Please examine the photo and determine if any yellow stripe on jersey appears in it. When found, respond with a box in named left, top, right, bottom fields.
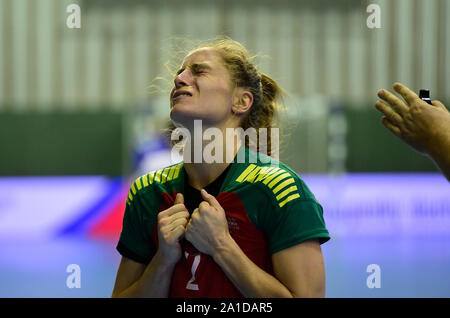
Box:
left=127, top=164, right=183, bottom=206
left=136, top=177, right=142, bottom=191
left=149, top=164, right=183, bottom=185
left=154, top=169, right=161, bottom=183
left=127, top=184, right=136, bottom=206
left=276, top=185, right=297, bottom=201
left=142, top=174, right=149, bottom=187
left=173, top=163, right=182, bottom=179
left=262, top=169, right=284, bottom=185
left=165, top=167, right=171, bottom=182
left=234, top=164, right=301, bottom=208
left=267, top=172, right=291, bottom=189
left=148, top=171, right=154, bottom=184
left=167, top=165, right=176, bottom=181
left=260, top=167, right=282, bottom=182
left=273, top=177, right=295, bottom=195
left=255, top=167, right=276, bottom=182
left=236, top=164, right=257, bottom=182
left=161, top=167, right=170, bottom=183
left=244, top=166, right=261, bottom=183
left=279, top=193, right=300, bottom=207
left=253, top=167, right=269, bottom=182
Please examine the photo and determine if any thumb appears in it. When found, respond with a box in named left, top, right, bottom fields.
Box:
left=174, top=192, right=184, bottom=204
left=200, top=189, right=221, bottom=210
left=431, top=100, right=448, bottom=112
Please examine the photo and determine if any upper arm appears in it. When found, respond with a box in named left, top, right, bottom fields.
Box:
left=111, top=256, right=147, bottom=297
left=271, top=238, right=326, bottom=298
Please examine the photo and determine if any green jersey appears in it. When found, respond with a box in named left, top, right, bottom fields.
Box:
left=117, top=146, right=330, bottom=297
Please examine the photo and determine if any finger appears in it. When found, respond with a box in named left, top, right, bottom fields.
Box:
left=392, top=82, right=419, bottom=105
left=186, top=208, right=196, bottom=223
left=174, top=192, right=184, bottom=204
left=381, top=116, right=402, bottom=138
left=158, top=203, right=187, bottom=219
left=374, top=100, right=403, bottom=125
left=167, top=212, right=190, bottom=227
left=185, top=217, right=195, bottom=234
left=190, top=208, right=199, bottom=222
left=187, top=217, right=193, bottom=229
left=184, top=226, right=192, bottom=242
left=167, top=217, right=189, bottom=231
left=169, top=225, right=186, bottom=243
left=377, top=88, right=409, bottom=115
left=198, top=201, right=210, bottom=213
left=431, top=100, right=448, bottom=112
left=159, top=210, right=189, bottom=229
left=200, top=188, right=222, bottom=210
left=169, top=210, right=190, bottom=222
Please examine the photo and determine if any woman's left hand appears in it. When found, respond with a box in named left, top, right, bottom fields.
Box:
left=185, top=189, right=232, bottom=256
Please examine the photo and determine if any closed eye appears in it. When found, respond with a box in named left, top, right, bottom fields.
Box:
left=175, top=63, right=211, bottom=77
left=192, top=66, right=207, bottom=75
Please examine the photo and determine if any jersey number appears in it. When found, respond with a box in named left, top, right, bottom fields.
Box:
left=184, top=252, right=201, bottom=291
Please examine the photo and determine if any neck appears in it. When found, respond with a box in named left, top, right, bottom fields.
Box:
left=182, top=125, right=243, bottom=190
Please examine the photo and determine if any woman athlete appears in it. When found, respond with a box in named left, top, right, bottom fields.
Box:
left=112, top=38, right=330, bottom=298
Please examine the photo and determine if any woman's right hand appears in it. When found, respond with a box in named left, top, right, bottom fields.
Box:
left=156, top=193, right=190, bottom=266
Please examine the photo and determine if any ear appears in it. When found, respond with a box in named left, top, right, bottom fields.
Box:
left=232, top=88, right=253, bottom=115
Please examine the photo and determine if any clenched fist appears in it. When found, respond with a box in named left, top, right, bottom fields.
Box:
left=157, top=193, right=190, bottom=265
left=185, top=189, right=232, bottom=257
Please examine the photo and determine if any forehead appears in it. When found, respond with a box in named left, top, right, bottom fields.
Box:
left=181, top=47, right=224, bottom=68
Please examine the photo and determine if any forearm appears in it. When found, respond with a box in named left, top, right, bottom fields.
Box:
left=113, top=251, right=176, bottom=298
left=429, top=136, right=450, bottom=181
left=212, top=236, right=293, bottom=298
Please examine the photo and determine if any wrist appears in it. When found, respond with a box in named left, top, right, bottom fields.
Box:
left=124, top=250, right=178, bottom=297
left=154, top=250, right=179, bottom=271
left=424, top=111, right=450, bottom=159
left=425, top=132, right=448, bottom=161
left=212, top=233, right=237, bottom=264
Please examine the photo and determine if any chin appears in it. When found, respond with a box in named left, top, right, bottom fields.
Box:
left=170, top=103, right=219, bottom=128
left=170, top=106, right=197, bottom=128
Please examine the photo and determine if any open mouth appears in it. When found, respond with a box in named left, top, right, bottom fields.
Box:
left=172, top=90, right=193, bottom=100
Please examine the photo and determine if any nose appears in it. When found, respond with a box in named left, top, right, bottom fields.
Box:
left=174, top=69, right=193, bottom=89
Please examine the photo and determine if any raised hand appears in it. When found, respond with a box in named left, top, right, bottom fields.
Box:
left=375, top=82, right=450, bottom=156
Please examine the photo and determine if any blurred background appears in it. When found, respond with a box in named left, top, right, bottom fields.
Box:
left=0, top=0, right=449, bottom=297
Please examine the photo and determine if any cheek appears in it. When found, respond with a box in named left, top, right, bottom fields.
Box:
left=201, top=81, right=233, bottom=107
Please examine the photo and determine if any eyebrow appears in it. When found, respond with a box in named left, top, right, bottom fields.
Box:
left=176, top=63, right=212, bottom=75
